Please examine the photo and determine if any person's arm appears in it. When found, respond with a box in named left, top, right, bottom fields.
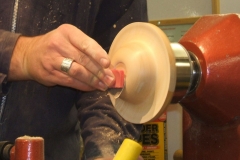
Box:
left=77, top=91, right=143, bottom=159
left=0, top=30, right=20, bottom=95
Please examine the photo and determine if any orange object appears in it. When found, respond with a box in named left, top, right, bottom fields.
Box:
left=12, top=136, right=44, bottom=160
left=110, top=69, right=125, bottom=88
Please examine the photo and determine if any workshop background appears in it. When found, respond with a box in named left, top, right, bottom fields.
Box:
left=145, top=0, right=240, bottom=160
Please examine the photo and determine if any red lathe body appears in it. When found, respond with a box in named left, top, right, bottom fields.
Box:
left=179, top=14, right=240, bottom=159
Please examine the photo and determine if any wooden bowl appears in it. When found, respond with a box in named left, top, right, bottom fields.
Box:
left=108, top=22, right=176, bottom=124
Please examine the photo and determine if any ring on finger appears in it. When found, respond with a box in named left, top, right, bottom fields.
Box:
left=61, top=58, right=74, bottom=73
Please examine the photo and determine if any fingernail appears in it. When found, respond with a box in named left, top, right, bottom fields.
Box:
left=104, top=75, right=115, bottom=86
left=98, top=81, right=108, bottom=91
left=100, top=58, right=110, bottom=67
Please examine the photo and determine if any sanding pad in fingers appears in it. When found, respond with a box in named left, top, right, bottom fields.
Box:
left=110, top=69, right=125, bottom=88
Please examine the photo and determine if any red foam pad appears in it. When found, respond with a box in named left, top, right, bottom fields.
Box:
left=110, top=69, right=125, bottom=88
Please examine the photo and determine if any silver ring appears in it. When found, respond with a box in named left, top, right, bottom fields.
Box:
left=61, top=58, right=74, bottom=73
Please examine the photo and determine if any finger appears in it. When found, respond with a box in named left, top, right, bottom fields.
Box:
left=45, top=31, right=80, bottom=62
left=54, top=73, right=97, bottom=91
left=60, top=24, right=111, bottom=68
left=50, top=57, right=109, bottom=91
left=34, top=66, right=96, bottom=91
left=51, top=42, right=115, bottom=89
left=75, top=53, right=115, bottom=87
left=77, top=37, right=110, bottom=68
left=49, top=71, right=96, bottom=91
left=68, top=62, right=110, bottom=91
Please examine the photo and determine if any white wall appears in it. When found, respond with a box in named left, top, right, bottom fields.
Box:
left=147, top=0, right=240, bottom=21
left=147, top=0, right=212, bottom=21
left=220, top=0, right=240, bottom=14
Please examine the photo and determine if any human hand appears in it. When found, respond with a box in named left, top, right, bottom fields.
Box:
left=9, top=24, right=115, bottom=91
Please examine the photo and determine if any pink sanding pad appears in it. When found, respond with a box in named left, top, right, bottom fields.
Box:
left=110, top=69, right=125, bottom=88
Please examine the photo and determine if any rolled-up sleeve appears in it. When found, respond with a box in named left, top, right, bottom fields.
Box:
left=77, top=91, right=142, bottom=159
left=0, top=30, right=20, bottom=95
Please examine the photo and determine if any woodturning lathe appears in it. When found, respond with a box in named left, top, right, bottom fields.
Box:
left=108, top=13, right=240, bottom=160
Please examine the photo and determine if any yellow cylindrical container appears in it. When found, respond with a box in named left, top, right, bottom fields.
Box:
left=113, top=138, right=142, bottom=160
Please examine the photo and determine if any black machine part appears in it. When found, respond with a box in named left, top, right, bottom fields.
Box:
left=0, top=141, right=13, bottom=160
